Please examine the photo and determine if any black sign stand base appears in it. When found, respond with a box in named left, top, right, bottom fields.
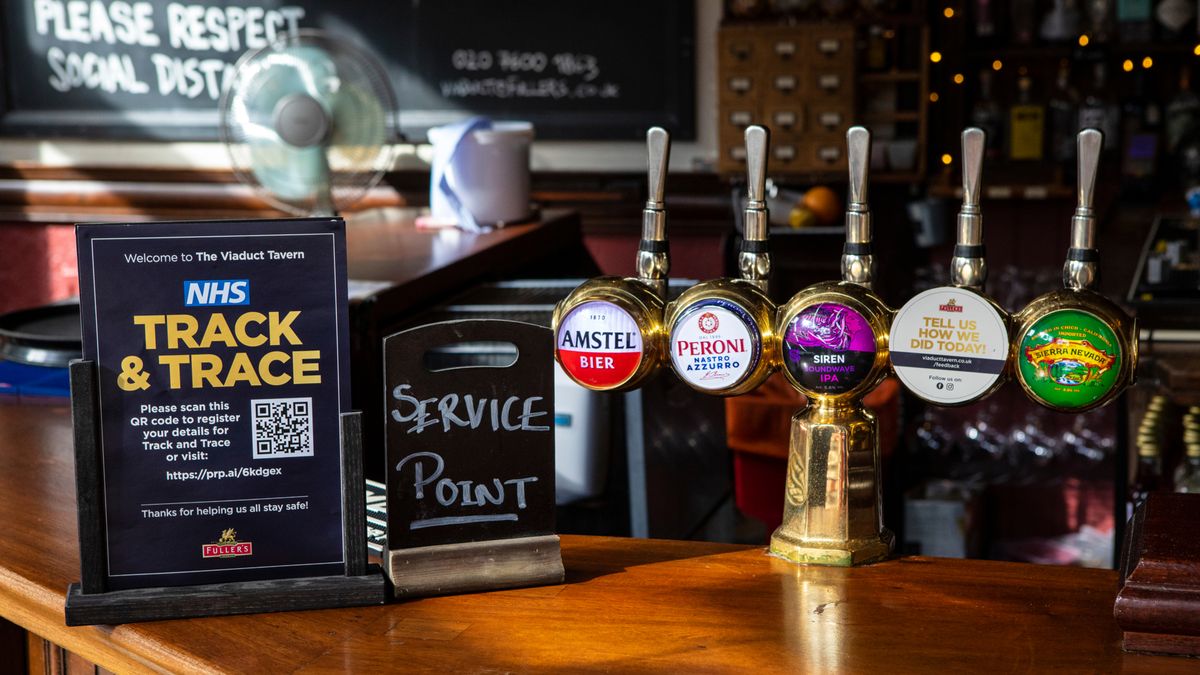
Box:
left=64, top=361, right=386, bottom=626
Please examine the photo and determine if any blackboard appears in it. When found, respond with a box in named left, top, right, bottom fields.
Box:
left=383, top=319, right=555, bottom=551
left=0, top=1, right=694, bottom=141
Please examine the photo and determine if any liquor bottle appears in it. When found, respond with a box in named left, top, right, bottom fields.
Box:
left=1166, top=67, right=1200, bottom=155
left=974, top=0, right=998, bottom=39
left=864, top=25, right=890, bottom=72
left=1155, top=0, right=1196, bottom=41
left=1131, top=441, right=1163, bottom=507
left=972, top=71, right=1006, bottom=161
left=1121, top=73, right=1162, bottom=196
left=1177, top=408, right=1200, bottom=492
left=1176, top=444, right=1200, bottom=492
left=1012, top=0, right=1039, bottom=43
left=1086, top=0, right=1116, bottom=42
left=1048, top=60, right=1080, bottom=171
left=1042, top=0, right=1082, bottom=42
left=1078, top=62, right=1120, bottom=152
left=1117, top=0, right=1153, bottom=41
left=1010, top=76, right=1046, bottom=161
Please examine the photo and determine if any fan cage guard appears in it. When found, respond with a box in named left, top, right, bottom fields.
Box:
left=220, top=29, right=400, bottom=215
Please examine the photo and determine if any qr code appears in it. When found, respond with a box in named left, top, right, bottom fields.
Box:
left=251, top=397, right=314, bottom=459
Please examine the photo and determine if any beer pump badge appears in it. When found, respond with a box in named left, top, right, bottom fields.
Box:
left=1017, top=309, right=1121, bottom=409
left=783, top=303, right=876, bottom=395
left=670, top=300, right=759, bottom=390
left=890, top=289, right=1008, bottom=404
left=556, top=300, right=643, bottom=388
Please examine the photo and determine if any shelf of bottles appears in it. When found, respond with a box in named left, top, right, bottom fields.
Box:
left=928, top=0, right=1200, bottom=200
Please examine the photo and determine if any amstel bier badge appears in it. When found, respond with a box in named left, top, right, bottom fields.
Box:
left=556, top=300, right=644, bottom=389
left=202, top=528, right=253, bottom=559
left=669, top=300, right=760, bottom=391
left=1017, top=309, right=1121, bottom=410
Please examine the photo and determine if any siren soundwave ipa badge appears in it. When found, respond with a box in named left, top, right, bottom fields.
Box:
left=784, top=303, right=876, bottom=395
left=889, top=289, right=1008, bottom=404
left=557, top=300, right=644, bottom=388
left=1018, top=309, right=1121, bottom=409
left=670, top=300, right=760, bottom=390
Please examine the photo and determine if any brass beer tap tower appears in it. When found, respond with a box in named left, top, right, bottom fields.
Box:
left=1012, top=128, right=1137, bottom=411
left=889, top=128, right=1011, bottom=406
left=663, top=125, right=778, bottom=396
left=769, top=127, right=894, bottom=566
left=553, top=127, right=672, bottom=392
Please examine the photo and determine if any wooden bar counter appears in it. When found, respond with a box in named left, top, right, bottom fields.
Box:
left=0, top=402, right=1192, bottom=673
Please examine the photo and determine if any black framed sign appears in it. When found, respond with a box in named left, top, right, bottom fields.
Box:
left=66, top=217, right=382, bottom=625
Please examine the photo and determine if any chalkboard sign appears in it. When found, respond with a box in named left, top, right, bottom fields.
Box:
left=0, top=1, right=694, bottom=141
left=383, top=319, right=562, bottom=597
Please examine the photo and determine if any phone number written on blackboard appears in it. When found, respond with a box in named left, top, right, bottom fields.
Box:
left=446, top=49, right=619, bottom=100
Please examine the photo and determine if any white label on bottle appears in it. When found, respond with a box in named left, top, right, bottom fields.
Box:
left=888, top=287, right=1008, bottom=404
left=669, top=301, right=760, bottom=391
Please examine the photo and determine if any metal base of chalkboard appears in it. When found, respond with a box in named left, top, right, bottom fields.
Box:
left=64, top=360, right=386, bottom=626
left=387, top=535, right=564, bottom=599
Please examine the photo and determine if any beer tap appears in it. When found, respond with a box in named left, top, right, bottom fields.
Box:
left=769, top=126, right=894, bottom=566
left=552, top=127, right=672, bottom=391
left=1013, top=129, right=1137, bottom=412
left=663, top=125, right=777, bottom=396
left=889, top=128, right=1010, bottom=405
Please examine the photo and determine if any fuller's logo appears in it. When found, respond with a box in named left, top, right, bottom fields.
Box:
left=1024, top=337, right=1116, bottom=387
left=939, top=299, right=963, bottom=313
left=202, top=528, right=253, bottom=558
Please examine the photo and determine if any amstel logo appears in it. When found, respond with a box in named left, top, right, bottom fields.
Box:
left=939, top=299, right=963, bottom=313
left=698, top=312, right=720, bottom=334
left=1024, top=337, right=1116, bottom=387
left=202, top=528, right=253, bottom=559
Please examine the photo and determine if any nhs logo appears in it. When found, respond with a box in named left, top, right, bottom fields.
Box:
left=184, top=280, right=250, bottom=306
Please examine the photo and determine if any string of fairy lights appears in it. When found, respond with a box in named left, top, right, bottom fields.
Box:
left=926, top=4, right=1194, bottom=167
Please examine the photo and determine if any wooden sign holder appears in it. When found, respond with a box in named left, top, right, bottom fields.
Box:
left=384, top=320, right=564, bottom=599
left=64, top=360, right=386, bottom=626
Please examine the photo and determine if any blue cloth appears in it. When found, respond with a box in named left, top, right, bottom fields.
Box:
left=429, top=116, right=492, bottom=232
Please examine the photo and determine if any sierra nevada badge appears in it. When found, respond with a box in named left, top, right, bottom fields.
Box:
left=1017, top=309, right=1121, bottom=410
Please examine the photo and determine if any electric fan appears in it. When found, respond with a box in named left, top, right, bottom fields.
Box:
left=220, top=30, right=398, bottom=216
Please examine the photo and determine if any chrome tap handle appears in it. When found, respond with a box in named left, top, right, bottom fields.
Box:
left=739, top=125, right=770, bottom=291
left=952, top=127, right=987, bottom=289
left=637, top=126, right=671, bottom=300
left=1064, top=128, right=1103, bottom=291
left=842, top=126, right=874, bottom=286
